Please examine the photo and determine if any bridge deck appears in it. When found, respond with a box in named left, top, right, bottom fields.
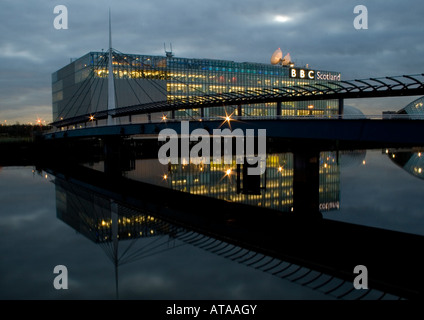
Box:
left=43, top=118, right=424, bottom=146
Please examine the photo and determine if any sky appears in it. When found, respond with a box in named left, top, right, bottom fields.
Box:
left=1, top=0, right=423, bottom=124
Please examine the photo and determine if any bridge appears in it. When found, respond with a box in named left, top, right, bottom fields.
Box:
left=44, top=70, right=424, bottom=148
left=44, top=43, right=424, bottom=147
left=43, top=116, right=424, bottom=148
left=49, top=72, right=424, bottom=130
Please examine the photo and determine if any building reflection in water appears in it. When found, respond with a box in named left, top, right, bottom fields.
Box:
left=44, top=144, right=424, bottom=300
left=52, top=165, right=387, bottom=301
left=94, top=150, right=342, bottom=215
left=387, top=149, right=424, bottom=180
left=55, top=176, right=179, bottom=300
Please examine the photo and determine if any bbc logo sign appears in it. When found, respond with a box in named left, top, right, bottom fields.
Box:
left=289, top=68, right=315, bottom=80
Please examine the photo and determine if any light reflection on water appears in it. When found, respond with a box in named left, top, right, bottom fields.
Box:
left=0, top=147, right=424, bottom=300
left=87, top=150, right=341, bottom=215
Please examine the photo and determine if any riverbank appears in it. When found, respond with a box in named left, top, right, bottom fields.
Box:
left=0, top=125, right=49, bottom=166
left=0, top=139, right=38, bottom=166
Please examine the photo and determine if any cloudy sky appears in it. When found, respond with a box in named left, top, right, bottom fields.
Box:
left=1, top=0, right=423, bottom=124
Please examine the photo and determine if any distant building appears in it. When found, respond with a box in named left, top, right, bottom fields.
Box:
left=51, top=51, right=342, bottom=127
left=396, top=96, right=424, bottom=119
left=343, top=105, right=366, bottom=119
left=382, top=111, right=401, bottom=119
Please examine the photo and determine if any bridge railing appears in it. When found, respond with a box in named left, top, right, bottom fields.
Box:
left=43, top=113, right=424, bottom=135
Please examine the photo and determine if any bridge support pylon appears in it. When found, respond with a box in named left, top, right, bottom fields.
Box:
left=292, top=150, right=322, bottom=219
left=338, top=98, right=344, bottom=117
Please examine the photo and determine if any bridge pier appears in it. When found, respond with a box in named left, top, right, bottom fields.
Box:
left=237, top=104, right=242, bottom=117
left=276, top=101, right=281, bottom=116
left=103, top=137, right=135, bottom=176
left=236, top=162, right=262, bottom=195
left=338, top=98, right=344, bottom=117
left=292, top=150, right=322, bottom=218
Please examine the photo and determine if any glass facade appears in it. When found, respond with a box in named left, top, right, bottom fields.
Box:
left=398, top=96, right=424, bottom=119
left=52, top=51, right=342, bottom=124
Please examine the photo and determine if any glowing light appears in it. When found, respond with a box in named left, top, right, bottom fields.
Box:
left=161, top=114, right=167, bottom=121
left=89, top=115, right=95, bottom=121
left=385, top=149, right=389, bottom=154
left=274, top=15, right=291, bottom=23
left=419, top=152, right=422, bottom=157
left=163, top=174, right=168, bottom=180
left=219, top=110, right=235, bottom=129
left=362, top=160, right=366, bottom=165
left=220, top=168, right=234, bottom=183
left=419, top=168, right=422, bottom=174
left=308, top=105, right=314, bottom=109
left=392, top=154, right=396, bottom=158
left=278, top=166, right=283, bottom=172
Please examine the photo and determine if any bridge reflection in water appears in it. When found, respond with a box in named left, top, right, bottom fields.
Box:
left=43, top=143, right=424, bottom=300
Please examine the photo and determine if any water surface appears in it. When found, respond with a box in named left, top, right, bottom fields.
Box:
left=1, top=147, right=423, bottom=300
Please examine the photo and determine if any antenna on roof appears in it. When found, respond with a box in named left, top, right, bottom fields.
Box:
left=164, top=43, right=174, bottom=58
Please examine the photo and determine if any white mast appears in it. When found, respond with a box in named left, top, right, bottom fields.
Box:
left=107, top=8, right=116, bottom=126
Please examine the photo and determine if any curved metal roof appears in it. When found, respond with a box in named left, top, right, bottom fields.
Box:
left=51, top=74, right=424, bottom=127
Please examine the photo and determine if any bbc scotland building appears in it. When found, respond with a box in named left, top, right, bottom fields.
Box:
left=51, top=50, right=342, bottom=127
left=51, top=50, right=341, bottom=213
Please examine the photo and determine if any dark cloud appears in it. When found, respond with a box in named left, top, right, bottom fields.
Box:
left=1, top=0, right=423, bottom=123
